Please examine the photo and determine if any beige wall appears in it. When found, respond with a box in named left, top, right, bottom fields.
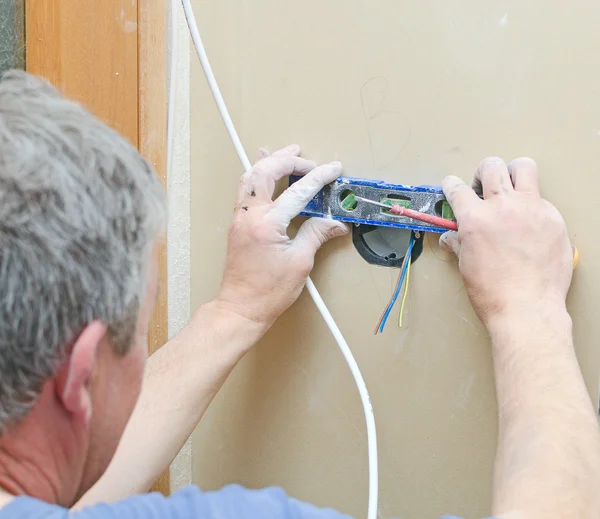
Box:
left=190, top=1, right=600, bottom=517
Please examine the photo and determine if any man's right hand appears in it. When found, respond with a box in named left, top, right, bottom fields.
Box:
left=441, top=161, right=600, bottom=519
left=439, top=157, right=573, bottom=327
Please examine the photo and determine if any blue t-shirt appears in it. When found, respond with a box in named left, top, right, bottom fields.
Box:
left=0, top=484, right=485, bottom=519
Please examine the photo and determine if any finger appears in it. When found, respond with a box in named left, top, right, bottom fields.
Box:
left=237, top=155, right=318, bottom=203
left=255, top=144, right=301, bottom=164
left=270, top=162, right=343, bottom=225
left=439, top=231, right=460, bottom=257
left=473, top=157, right=513, bottom=199
left=442, top=175, right=481, bottom=220
left=253, top=143, right=303, bottom=168
left=506, top=157, right=540, bottom=196
left=255, top=147, right=270, bottom=163
left=270, top=144, right=302, bottom=157
left=293, top=218, right=349, bottom=255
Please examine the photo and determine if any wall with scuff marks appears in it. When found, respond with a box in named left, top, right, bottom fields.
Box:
left=187, top=1, right=600, bottom=518
left=167, top=1, right=193, bottom=493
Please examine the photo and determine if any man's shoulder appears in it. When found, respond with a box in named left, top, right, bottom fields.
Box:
left=0, top=488, right=203, bottom=519
left=0, top=487, right=496, bottom=519
left=0, top=486, right=353, bottom=519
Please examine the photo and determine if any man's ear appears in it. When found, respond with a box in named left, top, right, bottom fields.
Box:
left=56, top=321, right=107, bottom=423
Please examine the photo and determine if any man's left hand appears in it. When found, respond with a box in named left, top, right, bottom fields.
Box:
left=216, top=144, right=348, bottom=327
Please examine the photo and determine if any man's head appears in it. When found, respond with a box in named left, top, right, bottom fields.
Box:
left=0, top=71, right=165, bottom=503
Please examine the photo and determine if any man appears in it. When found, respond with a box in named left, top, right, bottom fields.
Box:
left=0, top=70, right=597, bottom=519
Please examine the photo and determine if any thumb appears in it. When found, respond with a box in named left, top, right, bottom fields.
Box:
left=294, top=218, right=349, bottom=253
left=439, top=231, right=460, bottom=257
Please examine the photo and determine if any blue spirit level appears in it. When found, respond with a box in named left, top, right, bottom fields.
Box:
left=290, top=175, right=454, bottom=234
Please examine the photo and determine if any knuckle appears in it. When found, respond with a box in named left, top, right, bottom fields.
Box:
left=233, top=199, right=250, bottom=212
left=228, top=218, right=246, bottom=240
left=324, top=225, right=341, bottom=241
left=292, top=255, right=313, bottom=277
left=324, top=227, right=338, bottom=241
left=285, top=183, right=311, bottom=205
left=251, top=161, right=268, bottom=177
left=304, top=174, right=324, bottom=191
left=448, top=183, right=468, bottom=200
left=312, top=225, right=330, bottom=244
left=248, top=221, right=269, bottom=241
left=253, top=156, right=292, bottom=178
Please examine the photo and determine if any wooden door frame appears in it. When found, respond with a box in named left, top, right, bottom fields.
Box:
left=25, top=0, right=169, bottom=496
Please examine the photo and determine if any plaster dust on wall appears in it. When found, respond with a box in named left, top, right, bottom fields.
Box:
left=184, top=1, right=600, bottom=518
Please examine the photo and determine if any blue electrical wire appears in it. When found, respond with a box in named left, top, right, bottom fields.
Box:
left=378, top=234, right=415, bottom=333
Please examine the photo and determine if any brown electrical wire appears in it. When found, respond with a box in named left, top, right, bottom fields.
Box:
left=373, top=251, right=410, bottom=335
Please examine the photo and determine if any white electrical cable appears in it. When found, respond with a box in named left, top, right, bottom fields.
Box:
left=180, top=1, right=251, bottom=172
left=177, top=2, right=378, bottom=518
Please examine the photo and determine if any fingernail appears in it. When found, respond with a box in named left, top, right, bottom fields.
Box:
left=285, top=144, right=300, bottom=152
left=439, top=234, right=450, bottom=252
left=335, top=222, right=350, bottom=235
left=329, top=161, right=343, bottom=169
left=482, top=157, right=504, bottom=166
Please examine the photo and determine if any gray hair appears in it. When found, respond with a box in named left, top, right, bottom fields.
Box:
left=0, top=71, right=165, bottom=427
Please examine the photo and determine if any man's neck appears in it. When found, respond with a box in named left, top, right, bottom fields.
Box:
left=0, top=381, right=87, bottom=507
left=0, top=442, right=62, bottom=504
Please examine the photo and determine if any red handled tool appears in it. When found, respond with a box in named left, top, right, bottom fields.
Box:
left=354, top=196, right=458, bottom=231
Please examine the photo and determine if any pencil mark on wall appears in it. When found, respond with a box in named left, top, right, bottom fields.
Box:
left=453, top=284, right=466, bottom=298
left=290, top=360, right=311, bottom=382
left=455, top=373, right=475, bottom=409
left=368, top=268, right=385, bottom=305
left=426, top=232, right=455, bottom=263
left=459, top=314, right=476, bottom=331
left=361, top=77, right=411, bottom=170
